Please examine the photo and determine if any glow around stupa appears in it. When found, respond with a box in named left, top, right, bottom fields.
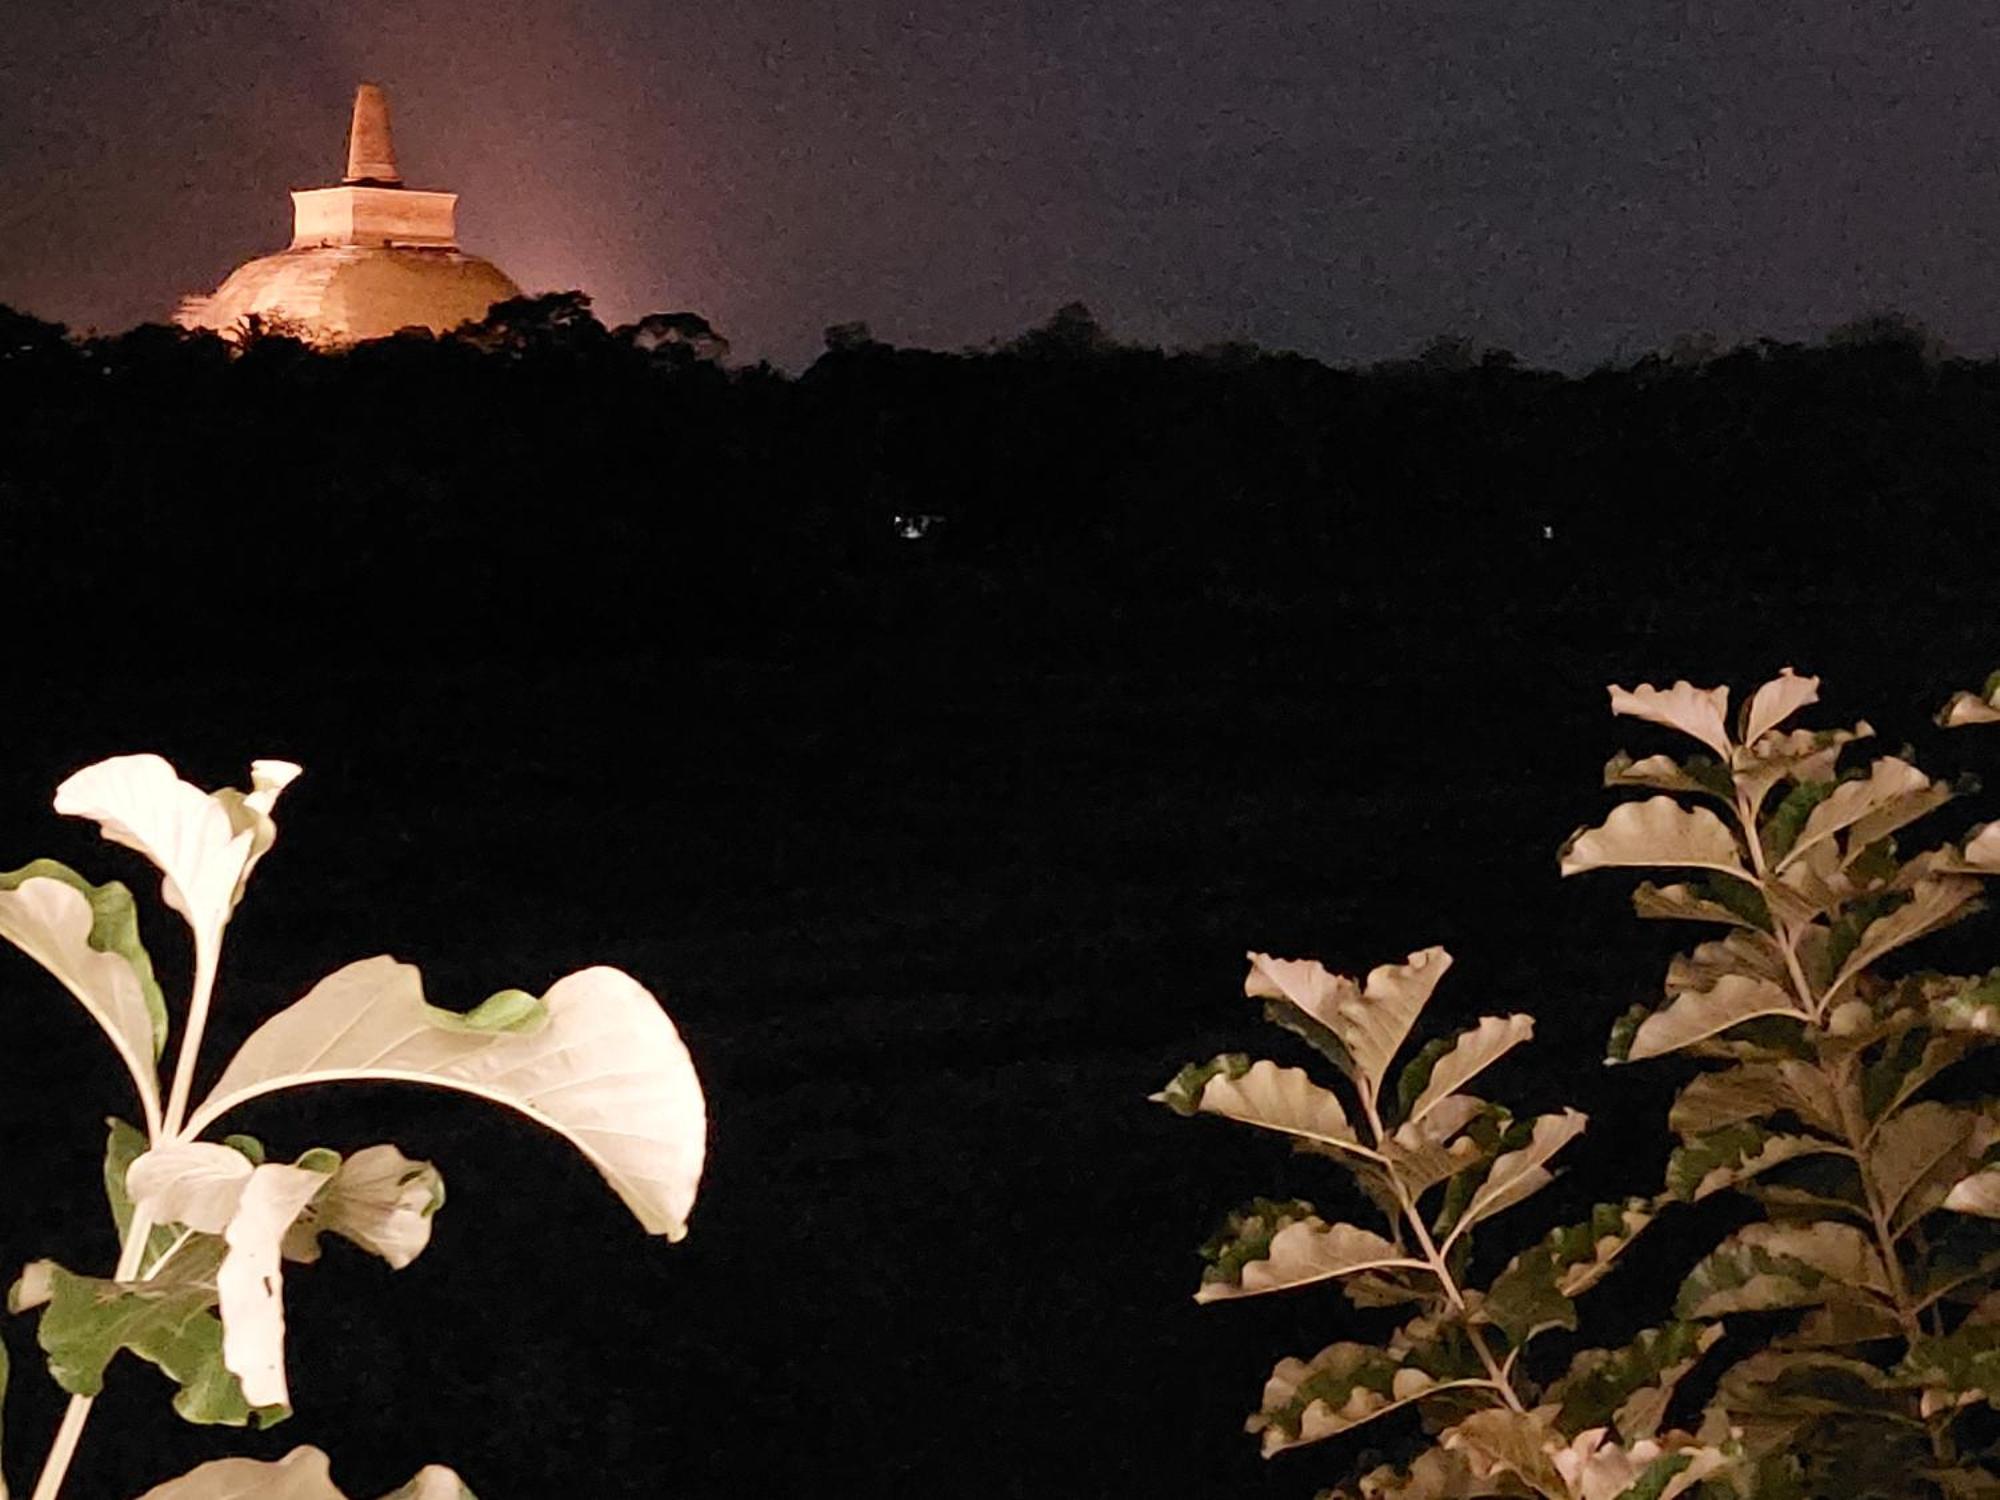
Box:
left=175, top=84, right=522, bottom=345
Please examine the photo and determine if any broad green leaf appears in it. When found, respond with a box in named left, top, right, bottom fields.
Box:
left=1664, top=1126, right=1844, bottom=1202
left=1560, top=798, right=1747, bottom=879
left=1249, top=1340, right=1490, bottom=1456
left=1608, top=680, right=1733, bottom=758
left=1668, top=1063, right=1838, bottom=1138
left=1155, top=1054, right=1363, bottom=1153
left=1778, top=758, right=1937, bottom=871
left=133, top=1447, right=478, bottom=1500
left=126, top=1145, right=335, bottom=1407
left=1826, top=877, right=1985, bottom=1001
left=0, top=866, right=166, bottom=1133
left=1741, top=668, right=1820, bottom=747
left=1627, top=977, right=1802, bottom=1063
left=1630, top=881, right=1766, bottom=932
left=1442, top=1109, right=1587, bottom=1251
left=53, top=755, right=300, bottom=963
left=186, top=957, right=706, bottom=1240
left=1195, top=1216, right=1425, bottom=1302
left=1676, top=1223, right=1889, bottom=1318
left=1407, top=1015, right=1535, bottom=1130
left=1550, top=1322, right=1721, bottom=1439
left=1761, top=779, right=1836, bottom=867
left=1483, top=1199, right=1656, bottom=1345
left=10, top=1256, right=285, bottom=1426
left=283, top=1144, right=444, bottom=1269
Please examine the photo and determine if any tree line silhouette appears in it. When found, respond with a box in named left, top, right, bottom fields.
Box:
left=0, top=294, right=1990, bottom=674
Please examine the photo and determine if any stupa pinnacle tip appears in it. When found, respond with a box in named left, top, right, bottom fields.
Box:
left=343, top=82, right=402, bottom=186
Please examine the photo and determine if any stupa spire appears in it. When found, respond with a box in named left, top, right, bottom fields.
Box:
left=343, top=83, right=402, bottom=186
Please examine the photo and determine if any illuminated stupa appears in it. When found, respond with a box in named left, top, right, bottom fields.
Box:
left=175, top=83, right=522, bottom=344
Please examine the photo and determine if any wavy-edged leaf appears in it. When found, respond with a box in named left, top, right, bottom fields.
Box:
left=1250, top=1340, right=1491, bottom=1457
left=1608, top=680, right=1733, bottom=759
left=0, top=864, right=166, bottom=1133
left=1627, top=977, right=1803, bottom=1063
left=1676, top=1222, right=1889, bottom=1318
left=1826, top=877, right=1985, bottom=1001
left=1560, top=798, right=1747, bottom=879
left=283, top=1145, right=444, bottom=1269
left=1386, top=1096, right=1499, bottom=1196
left=1155, top=1054, right=1364, bottom=1154
left=1732, top=721, right=1875, bottom=811
left=1482, top=1199, right=1657, bottom=1347
left=1741, top=668, right=1820, bottom=747
left=1349, top=1447, right=1500, bottom=1499
left=1668, top=1063, right=1838, bottom=1138
left=1244, top=952, right=1360, bottom=1046
left=1406, top=1015, right=1535, bottom=1130
left=133, top=1447, right=478, bottom=1500
left=1550, top=1322, right=1722, bottom=1439
left=1440, top=1406, right=1568, bottom=1497
left=1778, top=757, right=1937, bottom=872
left=187, top=958, right=706, bottom=1240
left=9, top=1256, right=285, bottom=1427
left=1442, top=1109, right=1586, bottom=1251
left=1548, top=1430, right=1731, bottom=1500
left=52, top=755, right=300, bottom=961
left=1341, top=948, right=1454, bottom=1109
left=1197, top=1216, right=1425, bottom=1302
left=1665, top=1126, right=1845, bottom=1202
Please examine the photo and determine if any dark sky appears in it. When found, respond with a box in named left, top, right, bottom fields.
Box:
left=3, top=0, right=1998, bottom=370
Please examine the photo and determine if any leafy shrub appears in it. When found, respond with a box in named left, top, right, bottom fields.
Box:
left=0, top=755, right=708, bottom=1499
left=1561, top=669, right=2000, bottom=1498
left=1164, top=667, right=2000, bottom=1498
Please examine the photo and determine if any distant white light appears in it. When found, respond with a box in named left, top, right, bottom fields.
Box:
left=894, top=514, right=944, bottom=541
left=1542, top=525, right=1554, bottom=541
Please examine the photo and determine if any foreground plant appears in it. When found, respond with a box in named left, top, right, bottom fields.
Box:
left=0, top=755, right=708, bottom=1499
left=1560, top=667, right=2000, bottom=1498
left=1157, top=947, right=1736, bottom=1497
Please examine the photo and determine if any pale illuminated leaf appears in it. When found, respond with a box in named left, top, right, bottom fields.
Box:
left=1560, top=798, right=1747, bottom=878
left=283, top=1145, right=443, bottom=1270
left=1444, top=1109, right=1587, bottom=1249
left=53, top=755, right=300, bottom=961
left=133, top=1446, right=478, bottom=1500
left=217, top=1163, right=336, bottom=1408
left=1407, top=1015, right=1535, bottom=1129
left=189, top=958, right=706, bottom=1240
left=1249, top=1340, right=1490, bottom=1456
left=1628, top=976, right=1803, bottom=1061
left=1741, top=668, right=1820, bottom=746
left=1779, top=757, right=1938, bottom=871
left=1607, top=680, right=1733, bottom=758
left=1869, top=1101, right=1983, bottom=1231
left=1195, top=1218, right=1425, bottom=1302
left=1155, top=1055, right=1362, bottom=1152
left=0, top=864, right=165, bottom=1133
left=1630, top=881, right=1764, bottom=931
left=1827, top=877, right=1985, bottom=1001
left=1944, top=1169, right=2000, bottom=1218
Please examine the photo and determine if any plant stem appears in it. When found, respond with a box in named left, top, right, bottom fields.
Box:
left=161, top=939, right=221, bottom=1140
left=28, top=1207, right=156, bottom=1500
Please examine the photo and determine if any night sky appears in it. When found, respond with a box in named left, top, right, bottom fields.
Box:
left=4, top=3, right=2000, bottom=370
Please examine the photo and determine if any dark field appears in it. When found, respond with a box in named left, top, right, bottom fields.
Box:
left=0, top=315, right=1996, bottom=1496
